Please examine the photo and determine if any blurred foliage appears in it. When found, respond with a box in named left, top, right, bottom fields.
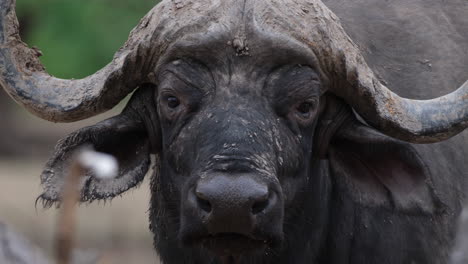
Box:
left=16, top=0, right=158, bottom=79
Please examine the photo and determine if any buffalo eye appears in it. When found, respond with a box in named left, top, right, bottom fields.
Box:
left=166, top=96, right=180, bottom=109
left=159, top=92, right=187, bottom=121
left=297, top=102, right=313, bottom=115
left=293, top=99, right=318, bottom=123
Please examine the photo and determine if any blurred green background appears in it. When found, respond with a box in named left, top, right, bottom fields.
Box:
left=16, top=0, right=157, bottom=78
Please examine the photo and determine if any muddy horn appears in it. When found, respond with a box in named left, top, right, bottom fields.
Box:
left=337, top=60, right=467, bottom=143
left=309, top=1, right=468, bottom=143
left=0, top=0, right=161, bottom=122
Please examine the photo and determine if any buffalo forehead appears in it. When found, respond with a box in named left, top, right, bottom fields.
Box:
left=155, top=35, right=321, bottom=103
left=155, top=0, right=324, bottom=74
left=156, top=31, right=319, bottom=73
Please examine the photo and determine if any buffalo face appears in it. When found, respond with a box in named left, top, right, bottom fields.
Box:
left=36, top=30, right=330, bottom=260
left=152, top=34, right=324, bottom=257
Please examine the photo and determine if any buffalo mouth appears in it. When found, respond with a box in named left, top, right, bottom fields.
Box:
left=199, top=233, right=268, bottom=256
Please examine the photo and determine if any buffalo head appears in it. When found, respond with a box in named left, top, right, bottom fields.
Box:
left=1, top=0, right=467, bottom=263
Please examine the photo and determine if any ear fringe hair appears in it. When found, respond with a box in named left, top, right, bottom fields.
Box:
left=35, top=194, right=60, bottom=209
left=35, top=177, right=148, bottom=210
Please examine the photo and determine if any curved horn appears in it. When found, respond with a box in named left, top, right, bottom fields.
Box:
left=0, top=0, right=156, bottom=122
left=297, top=0, right=468, bottom=143
left=335, top=57, right=467, bottom=143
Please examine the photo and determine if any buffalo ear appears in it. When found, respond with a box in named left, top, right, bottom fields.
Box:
left=327, top=112, right=443, bottom=214
left=39, top=86, right=159, bottom=205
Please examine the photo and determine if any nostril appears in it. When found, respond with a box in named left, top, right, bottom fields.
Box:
left=196, top=195, right=212, bottom=213
left=251, top=195, right=269, bottom=215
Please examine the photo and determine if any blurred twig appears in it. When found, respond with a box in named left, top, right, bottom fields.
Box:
left=55, top=161, right=83, bottom=264
left=54, top=149, right=118, bottom=264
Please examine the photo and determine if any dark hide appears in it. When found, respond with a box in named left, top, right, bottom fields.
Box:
left=325, top=116, right=453, bottom=264
left=320, top=2, right=468, bottom=262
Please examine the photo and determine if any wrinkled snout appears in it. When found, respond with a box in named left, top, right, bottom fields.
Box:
left=181, top=173, right=283, bottom=256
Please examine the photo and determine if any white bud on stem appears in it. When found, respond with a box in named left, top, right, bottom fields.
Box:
left=55, top=148, right=118, bottom=264
left=77, top=150, right=118, bottom=180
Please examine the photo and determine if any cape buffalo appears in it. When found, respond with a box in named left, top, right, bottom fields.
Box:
left=1, top=0, right=467, bottom=263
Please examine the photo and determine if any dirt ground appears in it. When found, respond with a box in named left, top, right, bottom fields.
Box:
left=0, top=159, right=160, bottom=264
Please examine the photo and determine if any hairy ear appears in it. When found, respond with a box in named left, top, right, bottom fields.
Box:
left=39, top=86, right=159, bottom=204
left=327, top=115, right=443, bottom=214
